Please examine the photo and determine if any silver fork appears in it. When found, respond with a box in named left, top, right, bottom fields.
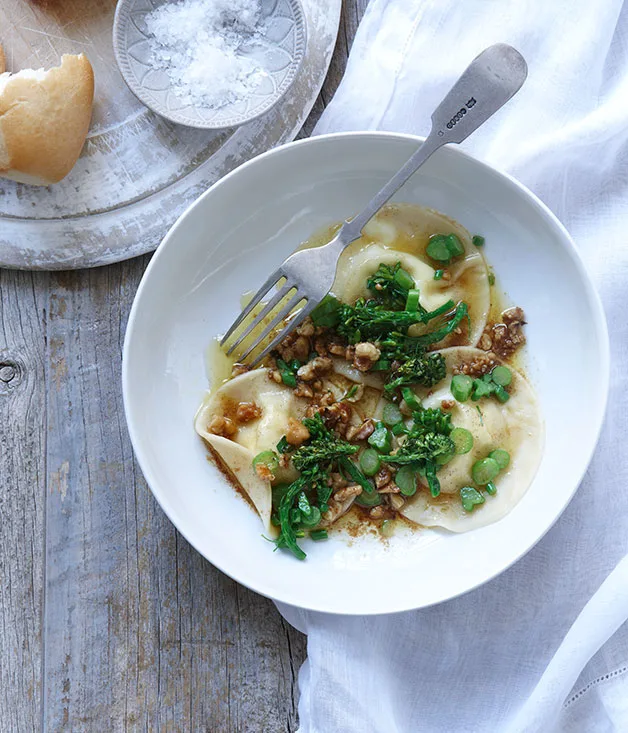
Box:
left=222, top=43, right=527, bottom=365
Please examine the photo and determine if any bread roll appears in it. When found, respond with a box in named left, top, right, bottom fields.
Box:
left=0, top=54, right=94, bottom=186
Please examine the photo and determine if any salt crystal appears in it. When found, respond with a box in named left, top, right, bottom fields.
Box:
left=145, top=0, right=270, bottom=110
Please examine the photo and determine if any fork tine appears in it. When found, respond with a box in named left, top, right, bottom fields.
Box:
left=238, top=291, right=305, bottom=363
left=225, top=280, right=293, bottom=356
left=249, top=300, right=317, bottom=367
left=220, top=271, right=285, bottom=346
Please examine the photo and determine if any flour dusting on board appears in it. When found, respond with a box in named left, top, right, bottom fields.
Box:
left=145, top=0, right=270, bottom=109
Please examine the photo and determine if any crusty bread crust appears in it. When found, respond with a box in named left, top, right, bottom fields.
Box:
left=0, top=54, right=94, bottom=185
left=0, top=45, right=5, bottom=74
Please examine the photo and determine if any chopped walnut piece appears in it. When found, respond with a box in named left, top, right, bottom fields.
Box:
left=318, top=391, right=336, bottom=407
left=236, top=401, right=262, bottom=423
left=255, top=463, right=274, bottom=482
left=479, top=307, right=527, bottom=359
left=334, top=484, right=362, bottom=503
left=268, top=369, right=283, bottom=384
left=294, top=382, right=314, bottom=399
left=479, top=332, right=493, bottom=351
left=346, top=419, right=375, bottom=442
left=275, top=332, right=298, bottom=362
left=441, top=269, right=451, bottom=281
left=314, top=336, right=329, bottom=356
left=327, top=342, right=346, bottom=356
left=321, top=485, right=361, bottom=525
left=327, top=472, right=348, bottom=491
left=208, top=415, right=237, bottom=438
left=492, top=306, right=526, bottom=358
left=503, top=306, right=526, bottom=326
left=375, top=466, right=392, bottom=489
left=369, top=506, right=387, bottom=519
left=453, top=353, right=496, bottom=378
left=285, top=417, right=310, bottom=446
left=275, top=326, right=314, bottom=363
left=378, top=483, right=400, bottom=494
left=297, top=356, right=333, bottom=381
left=353, top=342, right=381, bottom=372
left=296, top=318, right=315, bottom=337
left=231, top=363, right=250, bottom=377
left=440, top=399, right=455, bottom=411
left=319, top=401, right=352, bottom=435
left=292, top=336, right=311, bottom=362
left=389, top=494, right=405, bottom=511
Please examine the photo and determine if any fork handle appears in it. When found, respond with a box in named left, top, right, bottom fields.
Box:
left=338, top=43, right=528, bottom=244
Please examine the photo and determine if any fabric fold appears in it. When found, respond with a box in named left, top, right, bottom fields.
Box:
left=276, top=1, right=628, bottom=730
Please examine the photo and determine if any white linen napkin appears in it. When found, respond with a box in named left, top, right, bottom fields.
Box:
left=277, top=1, right=628, bottom=730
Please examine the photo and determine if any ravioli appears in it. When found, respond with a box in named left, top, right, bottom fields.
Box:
left=332, top=204, right=490, bottom=346
left=195, top=368, right=387, bottom=534
left=198, top=203, right=543, bottom=561
left=195, top=369, right=307, bottom=534
left=400, top=347, right=544, bottom=531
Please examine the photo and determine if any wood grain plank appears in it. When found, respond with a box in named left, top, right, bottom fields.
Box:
left=0, top=270, right=47, bottom=732
left=42, top=263, right=142, bottom=730
left=41, top=259, right=305, bottom=731
left=2, top=2, right=367, bottom=729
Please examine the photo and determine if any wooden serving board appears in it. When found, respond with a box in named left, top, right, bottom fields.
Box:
left=0, top=0, right=341, bottom=270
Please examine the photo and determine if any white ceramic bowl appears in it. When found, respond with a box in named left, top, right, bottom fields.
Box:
left=113, top=0, right=306, bottom=129
left=123, top=132, right=609, bottom=614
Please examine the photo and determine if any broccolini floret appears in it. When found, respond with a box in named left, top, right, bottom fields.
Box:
left=384, top=353, right=447, bottom=395
left=291, top=414, right=358, bottom=474
left=383, top=406, right=455, bottom=497
left=411, top=406, right=453, bottom=436
left=274, top=415, right=361, bottom=560
left=336, top=298, right=431, bottom=344
left=384, top=432, right=454, bottom=466
left=366, top=262, right=418, bottom=310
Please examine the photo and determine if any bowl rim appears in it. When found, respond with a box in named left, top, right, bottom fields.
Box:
left=122, top=130, right=610, bottom=614
left=112, top=0, right=308, bottom=130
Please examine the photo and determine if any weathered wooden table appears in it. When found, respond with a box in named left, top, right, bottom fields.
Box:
left=0, top=2, right=365, bottom=729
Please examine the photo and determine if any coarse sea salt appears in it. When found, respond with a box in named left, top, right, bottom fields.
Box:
left=145, top=0, right=269, bottom=110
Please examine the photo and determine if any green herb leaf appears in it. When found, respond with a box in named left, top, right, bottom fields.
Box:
left=276, top=436, right=293, bottom=454
left=460, top=486, right=485, bottom=512
left=273, top=415, right=359, bottom=559
left=366, top=262, right=416, bottom=309
left=276, top=358, right=298, bottom=388
left=384, top=352, right=446, bottom=395
left=311, top=294, right=342, bottom=328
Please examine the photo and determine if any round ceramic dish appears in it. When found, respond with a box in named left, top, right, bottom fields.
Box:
left=113, top=0, right=306, bottom=129
left=123, top=132, right=609, bottom=615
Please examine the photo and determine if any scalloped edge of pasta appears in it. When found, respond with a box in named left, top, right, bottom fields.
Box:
left=332, top=204, right=491, bottom=346
left=400, top=346, right=544, bottom=532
